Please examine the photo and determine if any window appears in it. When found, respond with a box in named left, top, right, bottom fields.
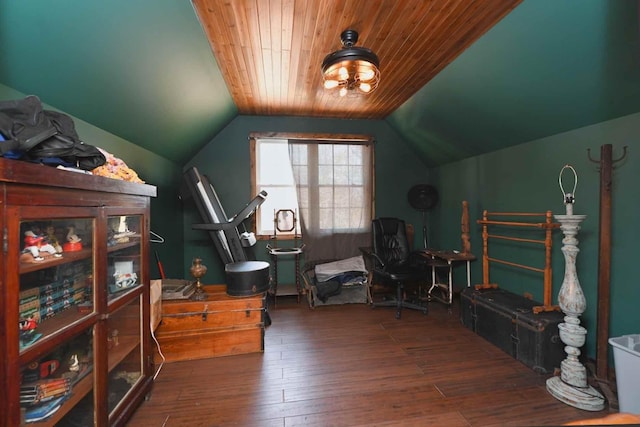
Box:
left=250, top=133, right=374, bottom=240
left=252, top=138, right=301, bottom=236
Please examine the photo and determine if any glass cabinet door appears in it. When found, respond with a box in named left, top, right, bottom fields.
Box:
left=106, top=214, right=145, bottom=420
left=17, top=217, right=97, bottom=425
left=19, top=326, right=96, bottom=426
left=107, top=295, right=143, bottom=417
left=19, top=217, right=95, bottom=354
left=107, top=215, right=142, bottom=302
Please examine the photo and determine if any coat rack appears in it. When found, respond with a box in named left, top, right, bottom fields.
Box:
left=587, top=144, right=627, bottom=404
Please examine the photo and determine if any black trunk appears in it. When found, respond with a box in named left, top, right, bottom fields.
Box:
left=461, top=287, right=565, bottom=374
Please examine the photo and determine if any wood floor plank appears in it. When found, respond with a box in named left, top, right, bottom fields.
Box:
left=128, top=296, right=612, bottom=426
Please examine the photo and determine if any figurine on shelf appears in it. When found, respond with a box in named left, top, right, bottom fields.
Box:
left=69, top=354, right=80, bottom=372
left=63, top=225, right=82, bottom=252
left=23, top=230, right=62, bottom=261
left=111, top=271, right=137, bottom=293
left=45, top=225, right=63, bottom=255
left=112, top=216, right=137, bottom=243
left=19, top=316, right=37, bottom=333
left=19, top=315, right=42, bottom=349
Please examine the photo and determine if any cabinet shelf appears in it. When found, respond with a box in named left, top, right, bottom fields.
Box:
left=20, top=248, right=92, bottom=275
left=107, top=240, right=141, bottom=253
left=108, top=336, right=141, bottom=373
left=21, top=328, right=141, bottom=426
left=26, top=367, right=94, bottom=427
left=18, top=235, right=139, bottom=275
left=108, top=282, right=142, bottom=297
left=19, top=308, right=96, bottom=363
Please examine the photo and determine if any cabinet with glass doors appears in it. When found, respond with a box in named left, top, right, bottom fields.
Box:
left=0, top=158, right=156, bottom=427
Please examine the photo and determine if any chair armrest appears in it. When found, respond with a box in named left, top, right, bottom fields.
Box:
left=359, top=246, right=385, bottom=270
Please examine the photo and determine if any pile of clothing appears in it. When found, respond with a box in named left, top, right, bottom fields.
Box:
left=313, top=256, right=368, bottom=302
left=92, top=148, right=144, bottom=183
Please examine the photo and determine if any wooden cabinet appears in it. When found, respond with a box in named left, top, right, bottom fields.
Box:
left=0, top=158, right=156, bottom=427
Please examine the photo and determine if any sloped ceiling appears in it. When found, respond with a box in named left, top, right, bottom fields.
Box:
left=389, top=0, right=640, bottom=166
left=0, top=1, right=237, bottom=165
left=191, top=0, right=521, bottom=119
left=1, top=0, right=639, bottom=167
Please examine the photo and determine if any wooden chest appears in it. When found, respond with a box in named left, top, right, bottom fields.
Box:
left=154, top=285, right=265, bottom=363
left=461, top=287, right=564, bottom=374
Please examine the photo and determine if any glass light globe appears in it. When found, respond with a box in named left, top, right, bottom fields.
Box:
left=360, top=69, right=375, bottom=82
left=324, top=80, right=339, bottom=89
left=359, top=82, right=372, bottom=93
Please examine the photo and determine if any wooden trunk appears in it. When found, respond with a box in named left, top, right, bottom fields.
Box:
left=460, top=287, right=564, bottom=374
left=154, top=285, right=265, bottom=363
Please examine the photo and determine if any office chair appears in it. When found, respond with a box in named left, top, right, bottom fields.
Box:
left=370, top=217, right=429, bottom=319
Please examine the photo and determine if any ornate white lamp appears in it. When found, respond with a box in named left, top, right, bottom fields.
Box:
left=546, top=165, right=604, bottom=411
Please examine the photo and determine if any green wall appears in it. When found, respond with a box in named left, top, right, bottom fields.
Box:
left=0, top=0, right=237, bottom=164
left=0, top=84, right=184, bottom=279
left=389, top=0, right=640, bottom=167
left=430, top=112, right=640, bottom=360
left=182, top=115, right=431, bottom=283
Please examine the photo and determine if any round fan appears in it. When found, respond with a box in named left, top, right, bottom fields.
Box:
left=407, top=184, right=439, bottom=248
left=408, top=184, right=439, bottom=212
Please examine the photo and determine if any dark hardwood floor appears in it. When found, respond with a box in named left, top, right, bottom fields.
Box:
left=128, top=295, right=612, bottom=426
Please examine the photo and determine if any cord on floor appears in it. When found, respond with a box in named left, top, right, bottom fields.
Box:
left=151, top=326, right=165, bottom=380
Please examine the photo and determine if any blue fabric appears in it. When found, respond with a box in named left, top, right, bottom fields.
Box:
left=0, top=132, right=25, bottom=159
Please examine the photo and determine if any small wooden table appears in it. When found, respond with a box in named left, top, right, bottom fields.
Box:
left=421, top=250, right=476, bottom=310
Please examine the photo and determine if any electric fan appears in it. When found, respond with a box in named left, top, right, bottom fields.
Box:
left=407, top=184, right=439, bottom=248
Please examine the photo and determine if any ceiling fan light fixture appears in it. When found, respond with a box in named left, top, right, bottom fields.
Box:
left=321, top=29, right=380, bottom=96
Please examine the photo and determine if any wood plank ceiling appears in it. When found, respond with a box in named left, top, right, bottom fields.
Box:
left=192, top=0, right=522, bottom=120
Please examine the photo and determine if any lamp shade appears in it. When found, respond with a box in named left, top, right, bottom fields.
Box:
left=321, top=30, right=380, bottom=96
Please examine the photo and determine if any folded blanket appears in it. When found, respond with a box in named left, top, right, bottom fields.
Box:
left=314, top=255, right=367, bottom=283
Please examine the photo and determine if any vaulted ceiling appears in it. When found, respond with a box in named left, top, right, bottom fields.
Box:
left=191, top=0, right=521, bottom=119
left=1, top=1, right=639, bottom=167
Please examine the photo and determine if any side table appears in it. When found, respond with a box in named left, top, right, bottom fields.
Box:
left=421, top=250, right=476, bottom=310
left=268, top=247, right=304, bottom=304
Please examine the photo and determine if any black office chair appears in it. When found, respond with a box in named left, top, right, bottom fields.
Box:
left=370, top=217, right=429, bottom=319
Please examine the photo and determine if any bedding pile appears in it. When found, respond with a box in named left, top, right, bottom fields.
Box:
left=314, top=255, right=367, bottom=284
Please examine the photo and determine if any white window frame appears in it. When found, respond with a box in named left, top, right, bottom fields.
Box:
left=250, top=132, right=375, bottom=240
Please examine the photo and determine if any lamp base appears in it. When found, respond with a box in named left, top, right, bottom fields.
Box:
left=190, top=282, right=207, bottom=301
left=546, top=376, right=605, bottom=411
